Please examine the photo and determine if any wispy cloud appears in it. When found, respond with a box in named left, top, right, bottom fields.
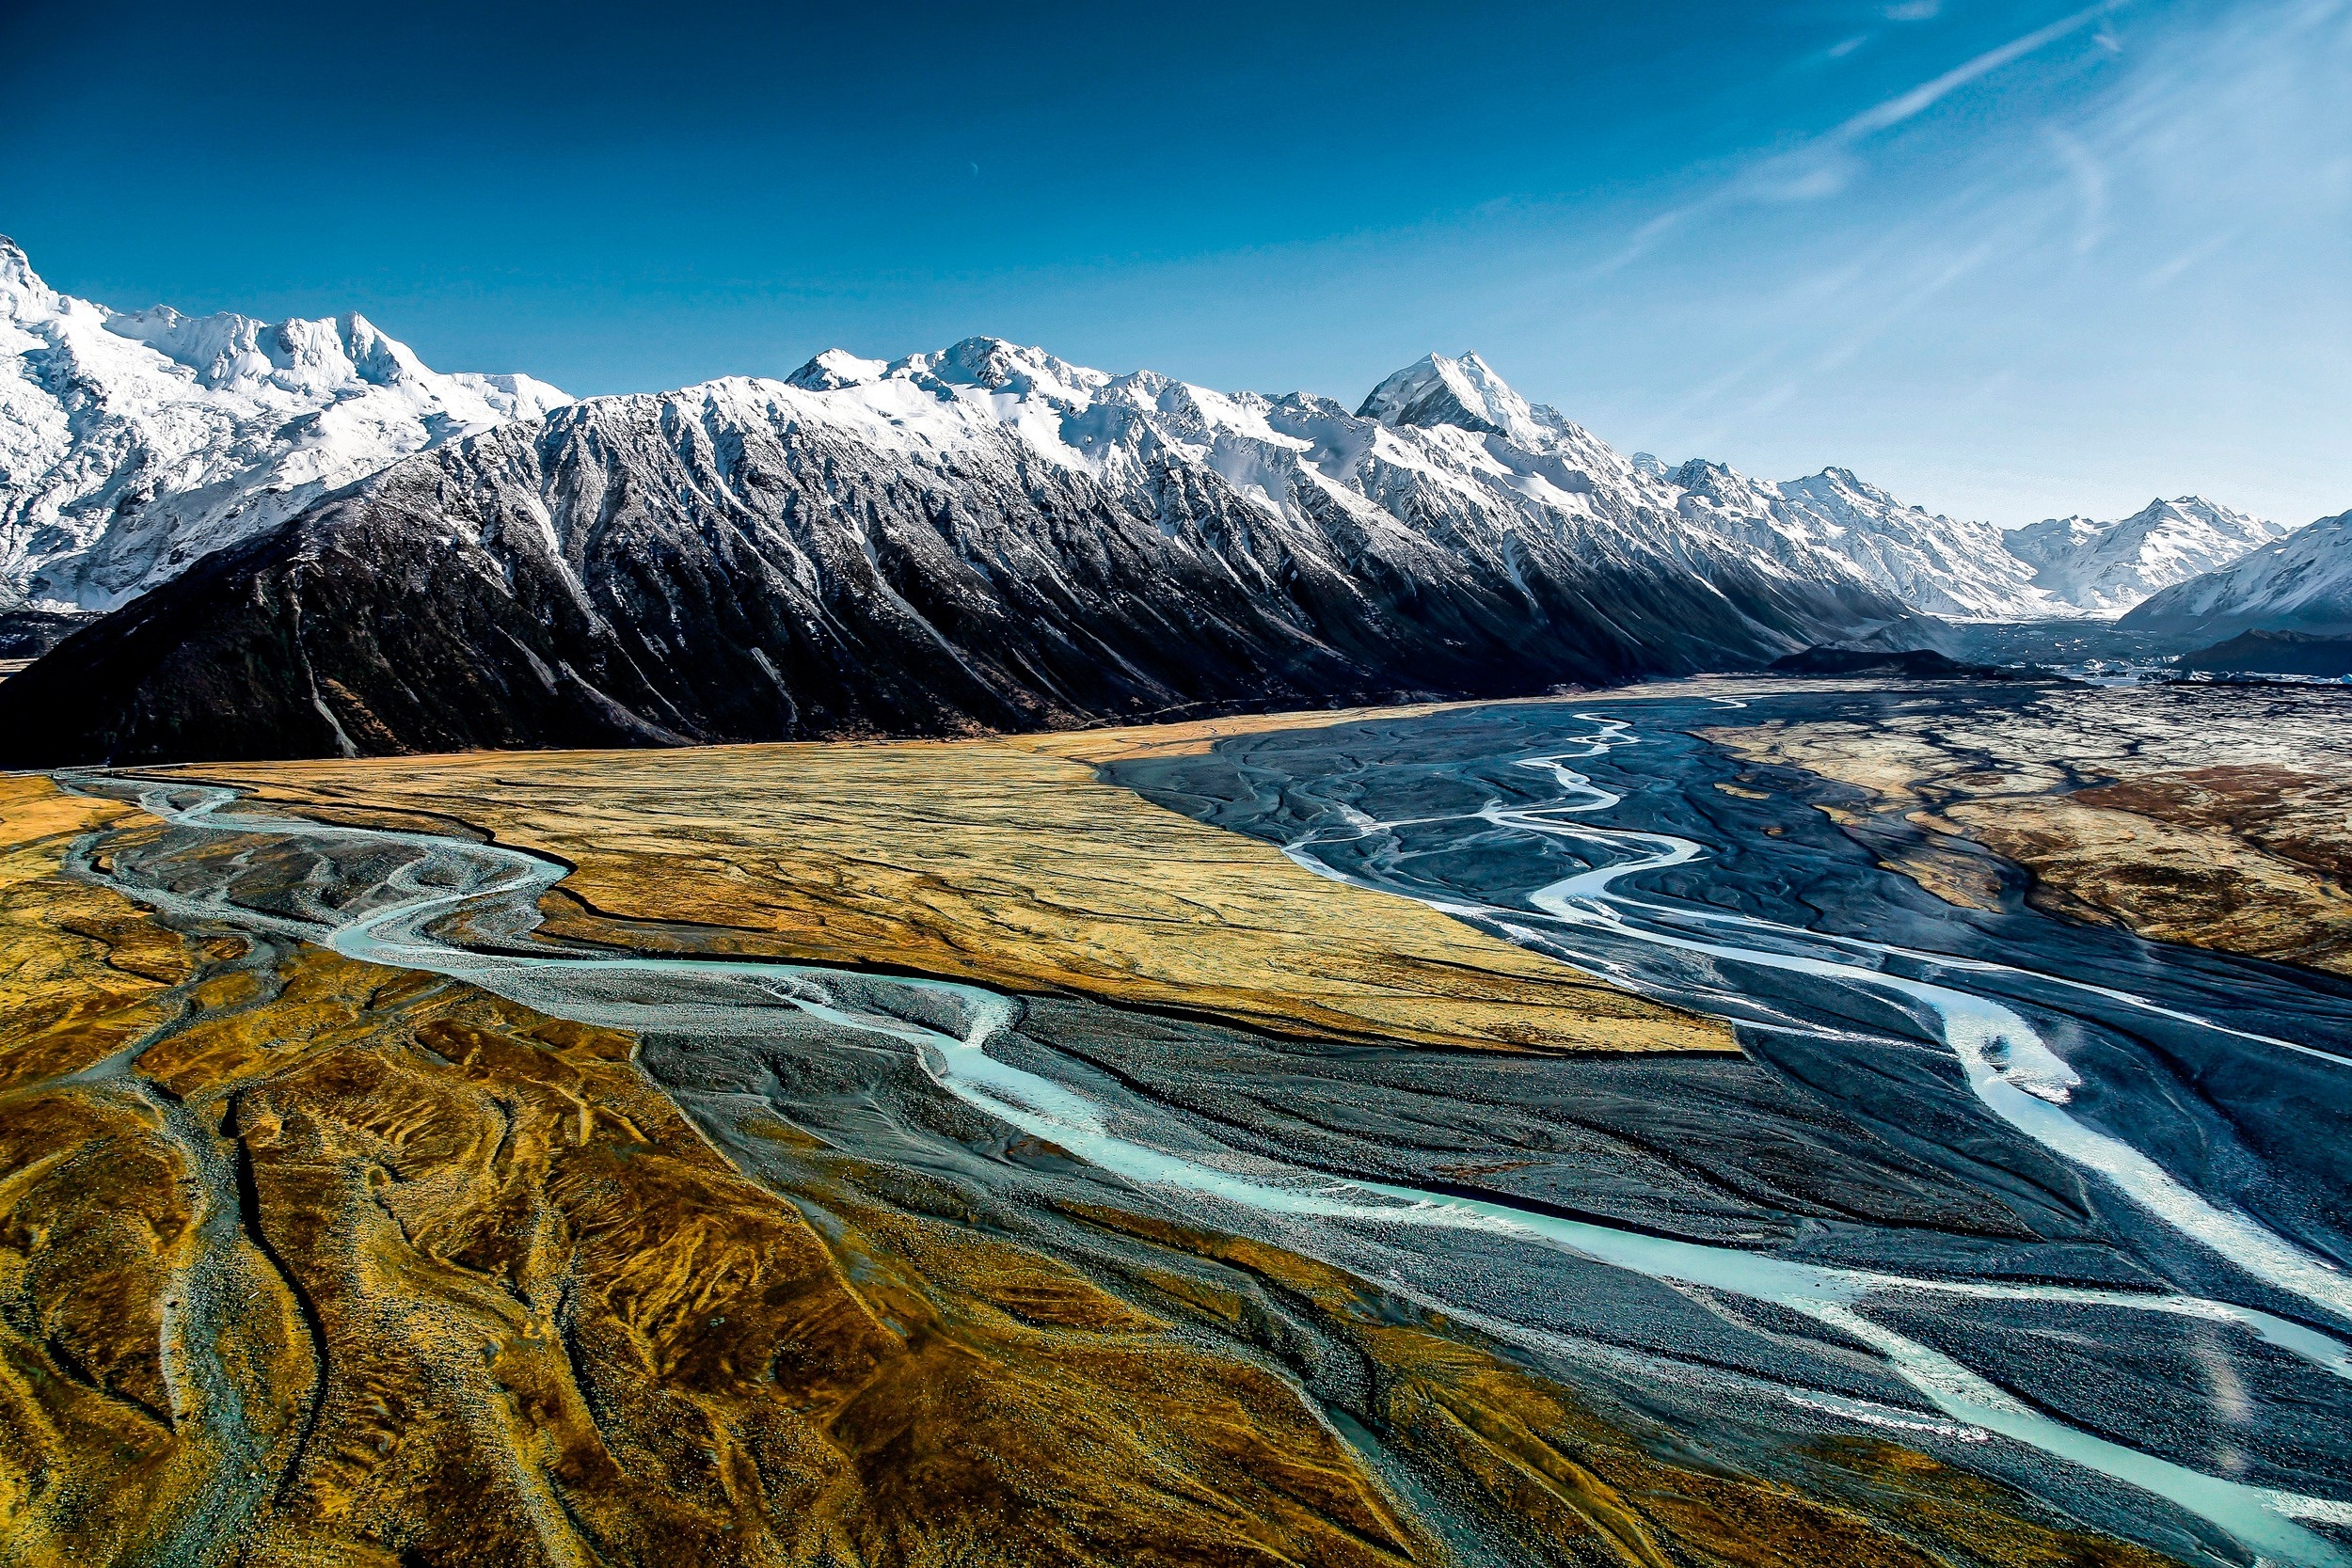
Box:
left=1836, top=0, right=2126, bottom=141
left=1590, top=0, right=2352, bottom=520
left=1597, top=0, right=2133, bottom=273
left=2142, top=227, right=2241, bottom=290
left=2044, top=128, right=2107, bottom=255
left=1740, top=0, right=2130, bottom=202
left=1809, top=238, right=1998, bottom=372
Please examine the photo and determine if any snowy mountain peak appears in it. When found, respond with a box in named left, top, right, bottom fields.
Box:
left=2113, top=495, right=2268, bottom=541
left=99, top=306, right=433, bottom=397
left=1666, top=457, right=1746, bottom=501
left=2123, top=508, right=2352, bottom=638
left=1659, top=454, right=2049, bottom=620
left=1359, top=350, right=1555, bottom=448
left=786, top=348, right=889, bottom=390
left=0, top=237, right=569, bottom=610
left=336, top=312, right=430, bottom=388
left=2006, top=493, right=2282, bottom=613
left=0, top=235, right=56, bottom=317
left=914, top=337, right=1108, bottom=402
left=1804, top=467, right=1903, bottom=508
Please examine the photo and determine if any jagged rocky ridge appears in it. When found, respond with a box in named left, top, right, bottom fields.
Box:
left=0, top=341, right=1944, bottom=764
left=2122, top=509, right=2352, bottom=639
left=0, top=235, right=567, bottom=611
left=1365, top=353, right=2056, bottom=620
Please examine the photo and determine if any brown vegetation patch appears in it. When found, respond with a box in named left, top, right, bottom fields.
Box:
left=2076, top=764, right=2352, bottom=884
left=1948, top=797, right=2352, bottom=974
left=1701, top=688, right=2352, bottom=974
left=1, top=845, right=1433, bottom=1565
left=1067, top=1206, right=2181, bottom=1568
left=0, top=778, right=195, bottom=1090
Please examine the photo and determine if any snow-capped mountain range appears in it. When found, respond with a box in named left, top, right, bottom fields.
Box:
left=1341, top=351, right=2058, bottom=619
left=2122, top=509, right=2352, bottom=640
left=1, top=234, right=2329, bottom=762
left=2006, top=496, right=2289, bottom=615
left=0, top=235, right=2292, bottom=630
left=1663, top=459, right=2047, bottom=620
left=2, top=339, right=1934, bottom=763
left=0, top=235, right=566, bottom=610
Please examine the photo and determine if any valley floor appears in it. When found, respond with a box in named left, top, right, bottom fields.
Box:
left=2, top=679, right=2347, bottom=1567
left=1702, top=682, right=2352, bottom=974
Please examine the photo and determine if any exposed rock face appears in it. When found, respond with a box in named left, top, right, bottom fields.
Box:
left=0, top=607, right=93, bottom=658
left=0, top=235, right=567, bottom=612
left=0, top=341, right=1919, bottom=765
left=2176, top=628, right=2352, bottom=678
left=2122, top=509, right=2352, bottom=639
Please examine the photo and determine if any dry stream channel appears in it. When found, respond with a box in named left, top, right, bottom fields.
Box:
left=64, top=689, right=2352, bottom=1567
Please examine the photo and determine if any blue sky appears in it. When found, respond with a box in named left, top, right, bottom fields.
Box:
left=4, top=0, right=2345, bottom=526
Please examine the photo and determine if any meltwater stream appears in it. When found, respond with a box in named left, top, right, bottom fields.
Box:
left=69, top=763, right=2352, bottom=1567
left=1287, top=716, right=2352, bottom=1326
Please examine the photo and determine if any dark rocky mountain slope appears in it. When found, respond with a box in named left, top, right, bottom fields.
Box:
left=0, top=341, right=1918, bottom=765
left=2175, top=629, right=2352, bottom=679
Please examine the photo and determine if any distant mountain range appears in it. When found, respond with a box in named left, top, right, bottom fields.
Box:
left=2124, top=509, right=2352, bottom=640
left=2006, top=497, right=2288, bottom=615
left=0, top=236, right=2337, bottom=763
left=1660, top=458, right=2047, bottom=619
left=0, top=339, right=1926, bottom=763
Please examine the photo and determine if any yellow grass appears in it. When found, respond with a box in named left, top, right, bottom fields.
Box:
left=204, top=722, right=1731, bottom=1054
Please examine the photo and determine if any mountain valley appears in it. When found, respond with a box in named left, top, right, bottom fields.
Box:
left=6, top=230, right=2352, bottom=1568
